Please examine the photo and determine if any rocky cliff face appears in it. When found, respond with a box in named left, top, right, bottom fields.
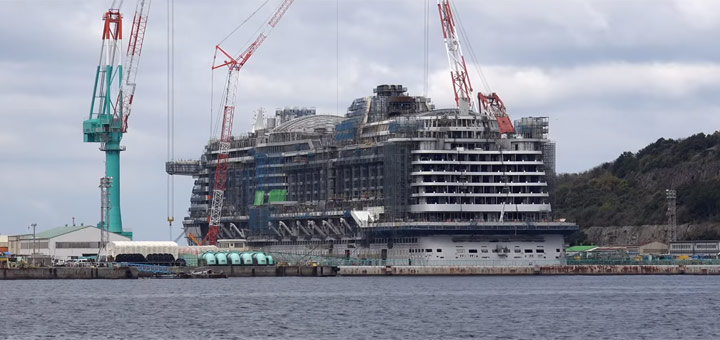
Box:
left=583, top=223, right=720, bottom=246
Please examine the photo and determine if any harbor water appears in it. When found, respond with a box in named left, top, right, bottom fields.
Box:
left=2, top=275, right=719, bottom=339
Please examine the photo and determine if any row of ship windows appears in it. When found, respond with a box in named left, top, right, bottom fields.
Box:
left=371, top=238, right=419, bottom=244
left=457, top=255, right=558, bottom=259
left=416, top=154, right=540, bottom=162
left=409, top=248, right=558, bottom=254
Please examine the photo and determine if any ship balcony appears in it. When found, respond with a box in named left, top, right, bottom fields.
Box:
left=411, top=182, right=548, bottom=187
left=190, top=194, right=209, bottom=203
left=412, top=150, right=542, bottom=155
left=192, top=185, right=210, bottom=193
left=188, top=204, right=209, bottom=212
left=411, top=171, right=545, bottom=176
left=165, top=160, right=201, bottom=176
left=412, top=160, right=543, bottom=165
left=411, top=192, right=549, bottom=198
left=408, top=203, right=551, bottom=213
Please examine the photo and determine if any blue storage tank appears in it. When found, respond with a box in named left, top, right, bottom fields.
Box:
left=227, top=252, right=242, bottom=265
left=215, top=252, right=228, bottom=265
left=200, top=252, right=216, bottom=266
left=240, top=252, right=254, bottom=265
left=253, top=252, right=267, bottom=265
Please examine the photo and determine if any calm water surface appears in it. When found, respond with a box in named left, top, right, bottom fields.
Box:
left=2, top=275, right=719, bottom=339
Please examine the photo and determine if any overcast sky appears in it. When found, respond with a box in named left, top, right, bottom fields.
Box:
left=1, top=0, right=719, bottom=241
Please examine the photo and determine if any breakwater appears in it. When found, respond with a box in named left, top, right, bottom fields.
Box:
left=337, top=265, right=720, bottom=276
left=1, top=267, right=138, bottom=280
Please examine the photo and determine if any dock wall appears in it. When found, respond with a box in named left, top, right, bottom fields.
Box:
left=1, top=267, right=138, bottom=280
left=184, top=265, right=337, bottom=277
left=337, top=265, right=720, bottom=276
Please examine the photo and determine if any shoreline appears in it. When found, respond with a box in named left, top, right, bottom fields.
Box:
left=337, top=264, right=720, bottom=276
left=4, top=264, right=720, bottom=279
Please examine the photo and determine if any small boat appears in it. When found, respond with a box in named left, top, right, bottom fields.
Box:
left=177, top=269, right=228, bottom=279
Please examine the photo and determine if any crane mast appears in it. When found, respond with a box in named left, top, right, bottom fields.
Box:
left=436, top=1, right=514, bottom=133
left=83, top=1, right=151, bottom=239
left=122, top=0, right=151, bottom=133
left=205, top=0, right=294, bottom=245
left=436, top=0, right=473, bottom=114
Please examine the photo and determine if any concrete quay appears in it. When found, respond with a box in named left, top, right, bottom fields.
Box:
left=172, top=265, right=338, bottom=277
left=1, top=267, right=138, bottom=280
left=337, top=265, right=720, bottom=276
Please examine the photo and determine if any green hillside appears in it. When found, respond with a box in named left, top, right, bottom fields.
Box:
left=554, top=132, right=720, bottom=228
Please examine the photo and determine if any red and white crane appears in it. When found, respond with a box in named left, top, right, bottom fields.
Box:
left=122, top=0, right=151, bottom=133
left=436, top=0, right=473, bottom=114
left=204, top=0, right=294, bottom=245
left=436, top=0, right=514, bottom=134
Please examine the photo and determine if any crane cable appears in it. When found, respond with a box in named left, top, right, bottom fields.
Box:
left=211, top=0, right=275, bottom=137
left=450, top=1, right=492, bottom=94
left=423, top=0, right=429, bottom=97
left=166, top=0, right=175, bottom=240
left=336, top=0, right=340, bottom=115
left=218, top=0, right=271, bottom=47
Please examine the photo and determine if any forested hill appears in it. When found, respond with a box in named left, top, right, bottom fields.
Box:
left=554, top=132, right=720, bottom=228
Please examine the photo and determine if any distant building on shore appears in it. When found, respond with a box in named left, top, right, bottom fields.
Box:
left=8, top=225, right=130, bottom=259
left=669, top=240, right=720, bottom=257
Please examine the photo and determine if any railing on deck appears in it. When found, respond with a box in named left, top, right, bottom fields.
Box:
left=266, top=252, right=563, bottom=267
left=567, top=259, right=720, bottom=266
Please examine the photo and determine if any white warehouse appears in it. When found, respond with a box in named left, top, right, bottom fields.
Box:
left=9, top=225, right=130, bottom=259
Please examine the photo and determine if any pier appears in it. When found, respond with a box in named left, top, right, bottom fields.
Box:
left=337, top=264, right=720, bottom=276
left=1, top=267, right=138, bottom=280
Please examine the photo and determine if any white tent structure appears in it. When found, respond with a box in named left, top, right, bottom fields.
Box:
left=106, top=241, right=178, bottom=259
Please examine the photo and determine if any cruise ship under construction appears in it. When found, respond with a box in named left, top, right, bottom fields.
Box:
left=167, top=84, right=578, bottom=266
left=166, top=0, right=577, bottom=266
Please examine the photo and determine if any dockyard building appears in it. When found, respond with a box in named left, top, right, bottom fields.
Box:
left=8, top=225, right=130, bottom=260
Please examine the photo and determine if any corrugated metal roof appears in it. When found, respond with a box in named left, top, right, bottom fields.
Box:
left=566, top=245, right=598, bottom=252
left=34, top=225, right=93, bottom=239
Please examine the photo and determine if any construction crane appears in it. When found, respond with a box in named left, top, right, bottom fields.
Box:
left=436, top=1, right=514, bottom=134
left=204, top=0, right=294, bottom=246
left=188, top=233, right=201, bottom=246
left=436, top=0, right=473, bottom=115
left=478, top=92, right=514, bottom=134
left=83, top=0, right=151, bottom=238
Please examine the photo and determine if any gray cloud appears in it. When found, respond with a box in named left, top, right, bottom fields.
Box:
left=1, top=0, right=718, bottom=240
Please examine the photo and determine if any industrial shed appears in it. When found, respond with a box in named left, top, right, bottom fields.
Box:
left=8, top=225, right=130, bottom=259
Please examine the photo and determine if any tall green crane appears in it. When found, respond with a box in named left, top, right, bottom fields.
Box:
left=83, top=1, right=150, bottom=239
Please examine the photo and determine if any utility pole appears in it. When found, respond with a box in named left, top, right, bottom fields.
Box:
left=99, top=177, right=112, bottom=251
left=29, top=223, right=37, bottom=255
left=666, top=189, right=677, bottom=244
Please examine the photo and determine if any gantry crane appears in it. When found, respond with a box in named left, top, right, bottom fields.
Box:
left=83, top=0, right=151, bottom=238
left=436, top=0, right=514, bottom=134
left=204, top=0, right=294, bottom=245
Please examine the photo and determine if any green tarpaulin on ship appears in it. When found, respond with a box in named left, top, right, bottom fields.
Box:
left=253, top=190, right=265, bottom=205
left=268, top=189, right=287, bottom=203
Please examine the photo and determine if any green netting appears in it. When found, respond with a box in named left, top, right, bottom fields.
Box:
left=253, top=190, right=265, bottom=206
left=268, top=189, right=287, bottom=203
left=179, top=254, right=199, bottom=267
